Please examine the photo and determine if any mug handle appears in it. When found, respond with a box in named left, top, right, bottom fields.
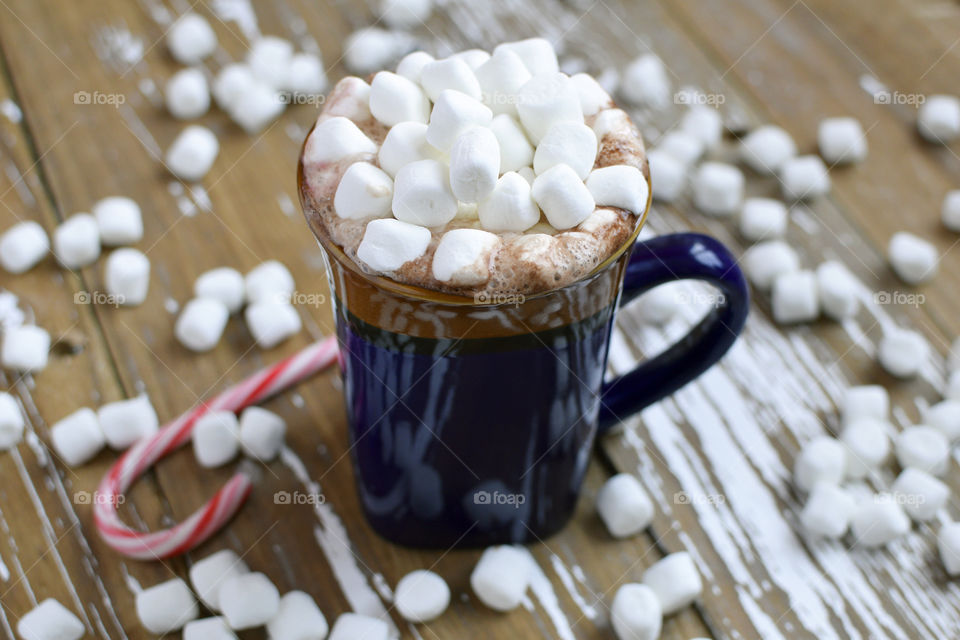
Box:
left=598, top=232, right=750, bottom=432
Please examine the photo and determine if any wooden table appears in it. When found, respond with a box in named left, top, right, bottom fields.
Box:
left=1, top=0, right=959, bottom=637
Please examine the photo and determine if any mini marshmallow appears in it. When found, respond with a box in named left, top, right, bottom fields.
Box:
left=370, top=71, right=430, bottom=125
left=176, top=298, right=230, bottom=352
left=478, top=172, right=540, bottom=232
left=105, top=248, right=150, bottom=305
left=739, top=198, right=787, bottom=242
left=693, top=162, right=744, bottom=217
left=0, top=392, right=24, bottom=450
left=245, top=260, right=294, bottom=304
left=743, top=240, right=799, bottom=290
left=378, top=122, right=438, bottom=177
left=927, top=400, right=960, bottom=442
left=165, top=68, right=210, bottom=120
left=136, top=578, right=199, bottom=633
left=518, top=166, right=536, bottom=184
left=587, top=165, right=649, bottom=214
left=611, top=583, right=661, bottom=640
left=494, top=39, right=559, bottom=76
left=453, top=49, right=491, bottom=69
left=192, top=410, right=240, bottom=468
left=267, top=591, right=329, bottom=639
left=239, top=406, right=286, bottom=460
left=490, top=113, right=534, bottom=173
left=740, top=125, right=796, bottom=174
left=449, top=126, right=501, bottom=202
left=894, top=467, right=949, bottom=521
left=878, top=328, right=929, bottom=379
left=92, top=196, right=143, bottom=246
left=50, top=408, right=104, bottom=467
left=247, top=36, right=294, bottom=88
left=328, top=613, right=390, bottom=640
left=841, top=419, right=890, bottom=479
left=681, top=105, right=724, bottom=150
left=392, top=158, right=459, bottom=225
left=343, top=28, right=415, bottom=76
left=918, top=94, right=960, bottom=143
left=394, top=570, right=450, bottom=623
left=516, top=72, right=583, bottom=143
left=842, top=385, right=889, bottom=424
left=432, top=228, right=499, bottom=285
left=800, top=484, right=856, bottom=538
left=357, top=218, right=432, bottom=271
left=420, top=57, right=482, bottom=101
left=620, top=54, right=670, bottom=109
left=220, top=572, right=280, bottom=630
left=303, top=117, right=377, bottom=166
left=229, top=82, right=285, bottom=134
left=2, top=325, right=50, bottom=373
left=794, top=435, right=846, bottom=492
left=571, top=73, right=611, bottom=116
left=396, top=51, right=435, bottom=83
left=534, top=121, right=597, bottom=179
left=816, top=260, right=859, bottom=320
left=642, top=552, right=702, bottom=615
left=636, top=283, right=683, bottom=325
left=380, top=0, right=433, bottom=28
left=166, top=125, right=219, bottom=181
left=647, top=150, right=686, bottom=203
left=851, top=496, right=910, bottom=547
left=285, top=53, right=328, bottom=96
left=167, top=13, right=217, bottom=65
left=895, top=425, right=949, bottom=476
left=195, top=267, right=245, bottom=313
left=657, top=131, right=704, bottom=167
left=184, top=617, right=236, bottom=640
left=53, top=213, right=100, bottom=269
left=0, top=221, right=48, bottom=273
left=213, top=63, right=256, bottom=111
left=818, top=117, right=867, bottom=164
left=939, top=522, right=960, bottom=576
left=888, top=231, right=937, bottom=284
left=942, top=190, right=960, bottom=231
left=426, top=90, right=493, bottom=151
left=772, top=270, right=819, bottom=324
left=780, top=155, right=830, bottom=201
left=592, top=108, right=631, bottom=141
left=98, top=395, right=159, bottom=450
left=596, top=473, right=653, bottom=538
left=532, top=164, right=595, bottom=230
left=245, top=301, right=302, bottom=348
left=17, top=599, right=84, bottom=640
left=475, top=49, right=531, bottom=115
left=189, top=549, right=250, bottom=611
left=471, top=545, right=532, bottom=611
left=334, top=162, right=394, bottom=219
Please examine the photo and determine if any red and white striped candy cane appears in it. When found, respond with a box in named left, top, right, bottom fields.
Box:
left=94, top=336, right=340, bottom=560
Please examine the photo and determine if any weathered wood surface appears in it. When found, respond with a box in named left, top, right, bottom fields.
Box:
left=0, top=0, right=959, bottom=638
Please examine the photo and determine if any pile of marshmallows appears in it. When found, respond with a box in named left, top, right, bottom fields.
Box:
left=304, top=38, right=650, bottom=285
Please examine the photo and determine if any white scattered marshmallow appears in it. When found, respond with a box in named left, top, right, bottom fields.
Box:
left=53, top=213, right=100, bottom=269
left=516, top=72, right=583, bottom=143
left=2, top=325, right=50, bottom=373
left=328, top=613, right=390, bottom=640
left=470, top=545, right=532, bottom=611
left=193, top=410, right=240, bottom=468
left=620, top=54, right=670, bottom=109
left=596, top=473, right=653, bottom=538
left=432, top=228, right=499, bottom=286
left=926, top=400, right=960, bottom=442
left=841, top=418, right=891, bottom=479
left=93, top=196, right=143, bottom=246
left=494, top=38, right=559, bottom=76
left=518, top=166, right=536, bottom=184
left=772, top=270, right=819, bottom=324
left=267, top=591, right=328, bottom=640
left=532, top=164, right=595, bottom=229
left=475, top=49, right=532, bottom=115
left=739, top=198, right=787, bottom=242
left=681, top=105, right=724, bottom=150
left=378, top=122, right=437, bottom=177
left=335, top=162, right=394, bottom=220
left=586, top=165, right=648, bottom=214
left=642, top=552, right=702, bottom=615
left=396, top=51, right=435, bottom=83
left=453, top=49, right=490, bottom=69
left=611, top=583, right=661, bottom=640
left=394, top=570, right=450, bottom=623
left=357, top=218, right=431, bottom=271
left=183, top=617, right=236, bottom=640
left=888, top=231, right=937, bottom=284
left=176, top=297, right=230, bottom=352
left=426, top=90, right=493, bottom=152
left=534, top=121, right=597, bottom=179
left=165, top=68, right=210, bottom=120
left=195, top=267, right=245, bottom=313
left=213, top=63, right=256, bottom=111
left=801, top=484, right=856, bottom=538
left=105, top=248, right=150, bottom=306
left=220, top=572, right=281, bottom=630
left=420, top=57, right=482, bottom=102
left=740, top=125, right=797, bottom=175
left=818, top=117, right=867, bottom=164
left=636, top=284, right=683, bottom=325
left=816, top=260, right=859, bottom=320
left=284, top=53, right=328, bottom=95
left=842, top=385, right=889, bottom=424
left=851, top=496, right=910, bottom=547
left=392, top=158, right=459, bottom=225
left=490, top=113, right=534, bottom=173
left=245, top=301, right=302, bottom=348
left=693, top=162, right=744, bottom=217
left=918, top=94, right=960, bottom=143
left=0, top=221, right=49, bottom=273
left=229, top=82, right=285, bottom=134
left=647, top=150, right=686, bottom=203
left=939, top=522, right=960, bottom=576
left=98, top=395, right=159, bottom=450
left=0, top=392, right=24, bottom=450
left=942, top=190, right=960, bottom=232
left=17, top=599, right=84, bottom=640
left=780, top=155, right=830, bottom=200
left=478, top=172, right=540, bottom=233
left=167, top=13, right=217, bottom=65
left=370, top=71, right=431, bottom=126
left=794, top=435, right=846, bottom=492
left=656, top=131, right=704, bottom=167
left=136, top=578, right=199, bottom=634
left=895, top=425, right=949, bottom=476
left=189, top=549, right=249, bottom=611
left=166, top=125, right=219, bottom=181
left=50, top=408, right=104, bottom=467
left=449, top=126, right=501, bottom=202
left=570, top=73, right=611, bottom=117
left=878, top=328, right=929, bottom=379
left=246, top=36, right=294, bottom=89
left=303, top=117, right=377, bottom=166
left=894, top=467, right=949, bottom=521
left=380, top=0, right=433, bottom=28
left=343, top=28, right=415, bottom=76
left=238, top=406, right=286, bottom=460
left=245, top=260, right=294, bottom=304
left=742, top=240, right=799, bottom=291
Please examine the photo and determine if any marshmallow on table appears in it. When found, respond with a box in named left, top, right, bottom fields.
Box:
left=392, top=158, right=459, bottom=225
left=656, top=131, right=704, bottom=167
left=16, top=598, right=84, bottom=640
left=478, top=172, right=540, bottom=232
left=334, top=162, right=394, bottom=219
left=739, top=197, right=787, bottom=242
left=304, top=117, right=377, bottom=166
left=246, top=36, right=294, bottom=89
left=642, top=552, right=702, bottom=615
left=328, top=613, right=390, bottom=640
left=794, top=435, right=846, bottom=492
left=369, top=71, right=430, bottom=126
left=816, top=260, right=859, bottom=320
left=2, top=325, right=50, bottom=373
left=245, top=300, right=302, bottom=348
left=851, top=496, right=910, bottom=547
left=818, top=117, right=867, bottom=164
left=681, top=105, right=724, bottom=150
left=379, top=0, right=434, bottom=28
left=620, top=54, right=671, bottom=109
left=611, top=583, right=661, bottom=640
left=165, top=68, right=210, bottom=120
left=516, top=72, right=583, bottom=143
left=693, top=162, right=744, bottom=217
left=490, top=113, right=534, bottom=173
left=780, top=155, right=830, bottom=200
left=800, top=484, right=856, bottom=538
left=0, top=392, right=24, bottom=450
left=534, top=121, right=597, bottom=179
left=192, top=410, right=240, bottom=468
left=184, top=617, right=237, bottom=640
left=939, top=522, right=960, bottom=576
left=396, top=51, right=434, bottom=83
left=475, top=49, right=532, bottom=116
left=189, top=549, right=249, bottom=611
left=176, top=298, right=230, bottom=352
left=229, top=82, right=285, bottom=135
left=195, top=267, right=245, bottom=313
left=426, top=90, right=493, bottom=152
left=596, top=473, right=654, bottom=538
left=926, top=400, right=960, bottom=442
left=238, top=406, right=286, bottom=460
left=888, top=231, right=937, bottom=284
left=420, top=57, right=482, bottom=102
left=98, top=395, right=159, bottom=450
left=220, top=572, right=281, bottom=630
left=942, top=190, right=960, bottom=232
left=245, top=260, right=295, bottom=304
left=895, top=425, right=949, bottom=476
left=771, top=270, right=819, bottom=324
left=284, top=53, right=328, bottom=96
left=453, top=49, right=491, bottom=69
left=587, top=166, right=649, bottom=214
left=213, top=63, right=256, bottom=111
left=878, top=327, right=929, bottom=379
left=343, top=28, right=415, bottom=76
left=93, top=196, right=143, bottom=246
left=50, top=408, right=104, bottom=467
left=267, top=591, right=329, bottom=639
left=841, top=418, right=891, bottom=479
left=166, top=125, right=219, bottom=181
left=894, top=467, right=949, bottom=521
left=136, top=578, right=199, bottom=633
left=394, top=570, right=450, bottom=623
left=740, top=125, right=796, bottom=174
left=647, top=150, right=686, bottom=203
left=0, top=221, right=49, bottom=273
left=432, top=228, right=500, bottom=286
left=532, top=164, right=596, bottom=230
left=494, top=38, right=559, bottom=76
left=918, top=94, right=960, bottom=143
left=571, top=72, right=611, bottom=116
left=742, top=240, right=799, bottom=290
left=53, top=213, right=100, bottom=269
left=449, top=126, right=501, bottom=202
left=378, top=122, right=438, bottom=177
left=167, top=13, right=217, bottom=64
left=105, top=248, right=150, bottom=306
left=636, top=283, right=683, bottom=325
left=357, top=218, right=431, bottom=272
left=842, top=385, right=889, bottom=424
left=470, top=545, right=532, bottom=611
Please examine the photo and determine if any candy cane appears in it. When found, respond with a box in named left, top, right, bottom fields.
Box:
left=94, top=336, right=340, bottom=560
